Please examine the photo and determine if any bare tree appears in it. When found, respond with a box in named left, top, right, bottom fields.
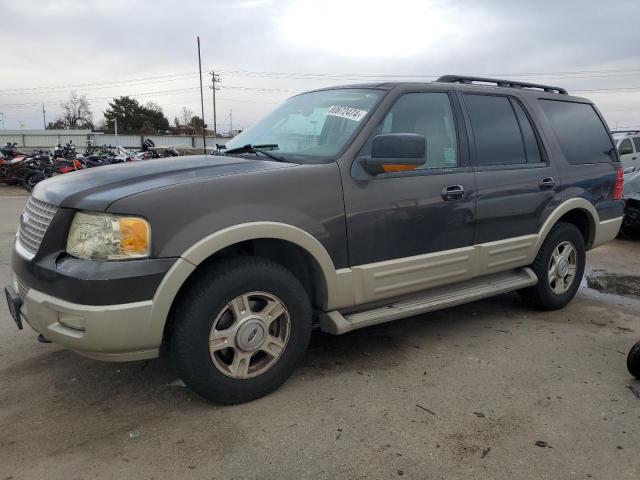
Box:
left=181, top=107, right=193, bottom=126
left=145, top=101, right=163, bottom=113
left=55, top=91, right=93, bottom=129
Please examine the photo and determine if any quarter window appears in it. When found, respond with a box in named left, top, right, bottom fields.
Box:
left=631, top=137, right=640, bottom=152
left=539, top=100, right=614, bottom=164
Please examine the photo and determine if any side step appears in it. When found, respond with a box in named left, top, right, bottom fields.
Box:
left=320, top=268, right=537, bottom=335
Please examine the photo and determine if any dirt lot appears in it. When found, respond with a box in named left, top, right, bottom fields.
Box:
left=0, top=197, right=639, bottom=480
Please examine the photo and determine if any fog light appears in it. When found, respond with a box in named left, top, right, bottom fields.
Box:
left=58, top=313, right=86, bottom=331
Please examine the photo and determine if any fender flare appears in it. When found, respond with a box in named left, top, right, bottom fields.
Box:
left=533, top=198, right=599, bottom=254
left=146, top=222, right=354, bottom=345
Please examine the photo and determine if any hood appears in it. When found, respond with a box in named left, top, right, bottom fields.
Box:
left=32, top=155, right=293, bottom=211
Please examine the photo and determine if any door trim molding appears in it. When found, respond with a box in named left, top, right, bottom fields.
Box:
left=339, top=198, right=601, bottom=306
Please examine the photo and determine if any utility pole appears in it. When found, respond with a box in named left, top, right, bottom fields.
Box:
left=209, top=71, right=221, bottom=140
left=0, top=112, right=4, bottom=129
left=229, top=109, right=233, bottom=134
left=114, top=118, right=118, bottom=146
left=42, top=105, right=46, bottom=129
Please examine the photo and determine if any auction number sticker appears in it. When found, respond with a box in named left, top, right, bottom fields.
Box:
left=326, top=106, right=368, bottom=122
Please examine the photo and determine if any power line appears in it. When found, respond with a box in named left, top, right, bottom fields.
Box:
left=2, top=66, right=640, bottom=94
left=0, top=86, right=292, bottom=108
left=0, top=72, right=198, bottom=94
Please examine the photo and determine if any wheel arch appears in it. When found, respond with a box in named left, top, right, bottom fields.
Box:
left=535, top=198, right=599, bottom=255
left=146, top=222, right=354, bottom=351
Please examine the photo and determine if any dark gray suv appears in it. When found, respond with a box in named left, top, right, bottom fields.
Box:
left=6, top=75, right=624, bottom=404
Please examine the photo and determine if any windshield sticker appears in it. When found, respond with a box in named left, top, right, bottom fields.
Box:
left=326, top=106, right=368, bottom=122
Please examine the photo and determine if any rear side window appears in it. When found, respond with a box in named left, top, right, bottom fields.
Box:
left=539, top=100, right=614, bottom=164
left=633, top=137, right=640, bottom=152
left=512, top=101, right=542, bottom=163
left=463, top=94, right=542, bottom=166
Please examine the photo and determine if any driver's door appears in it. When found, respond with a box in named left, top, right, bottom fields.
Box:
left=340, top=90, right=476, bottom=304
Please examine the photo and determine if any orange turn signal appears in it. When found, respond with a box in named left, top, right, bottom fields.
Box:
left=381, top=164, right=419, bottom=173
left=119, top=218, right=150, bottom=255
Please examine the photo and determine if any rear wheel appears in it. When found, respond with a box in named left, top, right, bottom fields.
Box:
left=171, top=257, right=312, bottom=404
left=520, top=222, right=586, bottom=310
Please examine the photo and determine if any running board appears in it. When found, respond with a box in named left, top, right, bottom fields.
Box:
left=319, top=268, right=537, bottom=335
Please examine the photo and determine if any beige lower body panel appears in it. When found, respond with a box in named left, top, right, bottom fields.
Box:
left=592, top=216, right=623, bottom=248
left=320, top=267, right=538, bottom=335
left=16, top=276, right=160, bottom=362
left=347, top=234, right=539, bottom=306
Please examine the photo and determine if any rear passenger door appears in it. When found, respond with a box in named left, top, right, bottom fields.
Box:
left=459, top=93, right=561, bottom=244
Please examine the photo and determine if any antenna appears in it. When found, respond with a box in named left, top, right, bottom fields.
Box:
left=197, top=36, right=206, bottom=154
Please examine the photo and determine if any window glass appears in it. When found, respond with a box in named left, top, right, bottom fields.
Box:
left=539, top=100, right=614, bottom=164
left=224, top=89, right=383, bottom=162
left=619, top=138, right=633, bottom=155
left=631, top=137, right=640, bottom=152
left=511, top=100, right=542, bottom=163
left=362, top=92, right=458, bottom=168
left=464, top=94, right=526, bottom=166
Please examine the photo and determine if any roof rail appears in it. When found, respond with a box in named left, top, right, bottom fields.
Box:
left=436, top=75, right=568, bottom=95
left=611, top=129, right=640, bottom=135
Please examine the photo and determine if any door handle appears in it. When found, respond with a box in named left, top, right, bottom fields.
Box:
left=441, top=184, right=465, bottom=201
left=538, top=177, right=555, bottom=190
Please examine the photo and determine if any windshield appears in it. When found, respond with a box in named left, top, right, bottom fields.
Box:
left=223, top=88, right=384, bottom=162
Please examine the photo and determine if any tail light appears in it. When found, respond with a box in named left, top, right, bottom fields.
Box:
left=613, top=168, right=624, bottom=200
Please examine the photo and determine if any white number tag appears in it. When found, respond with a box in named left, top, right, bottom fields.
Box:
left=326, top=106, right=368, bottom=122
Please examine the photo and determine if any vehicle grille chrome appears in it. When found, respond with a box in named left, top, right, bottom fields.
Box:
left=16, top=197, right=58, bottom=259
left=16, top=277, right=29, bottom=300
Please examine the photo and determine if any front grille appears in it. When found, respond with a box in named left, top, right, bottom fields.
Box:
left=16, top=197, right=58, bottom=259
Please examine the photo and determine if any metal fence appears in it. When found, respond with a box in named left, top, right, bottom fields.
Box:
left=0, top=130, right=228, bottom=152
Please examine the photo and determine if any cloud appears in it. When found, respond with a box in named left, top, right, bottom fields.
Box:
left=0, top=0, right=638, bottom=130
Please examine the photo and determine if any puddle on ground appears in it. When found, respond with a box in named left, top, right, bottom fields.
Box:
left=586, top=272, right=640, bottom=298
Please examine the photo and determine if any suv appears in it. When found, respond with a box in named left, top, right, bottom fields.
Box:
left=612, top=130, right=640, bottom=171
left=6, top=75, right=624, bottom=404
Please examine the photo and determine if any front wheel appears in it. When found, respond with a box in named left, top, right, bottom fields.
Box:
left=520, top=222, right=586, bottom=310
left=170, top=257, right=312, bottom=404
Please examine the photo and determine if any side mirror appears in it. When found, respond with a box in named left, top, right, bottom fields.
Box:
left=359, top=133, right=426, bottom=175
left=619, top=144, right=634, bottom=156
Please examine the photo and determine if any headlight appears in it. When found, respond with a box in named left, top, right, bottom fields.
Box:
left=66, top=212, right=150, bottom=260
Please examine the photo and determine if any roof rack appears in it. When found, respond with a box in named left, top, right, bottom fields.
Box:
left=611, top=129, right=640, bottom=135
left=436, top=75, right=568, bottom=95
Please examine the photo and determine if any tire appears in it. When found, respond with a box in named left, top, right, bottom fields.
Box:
left=628, top=342, right=640, bottom=379
left=170, top=257, right=312, bottom=404
left=520, top=222, right=586, bottom=310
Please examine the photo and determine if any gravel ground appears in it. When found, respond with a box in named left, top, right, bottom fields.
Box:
left=0, top=196, right=638, bottom=480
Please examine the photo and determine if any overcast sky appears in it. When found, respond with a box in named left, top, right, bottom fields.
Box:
left=0, top=0, right=639, bottom=132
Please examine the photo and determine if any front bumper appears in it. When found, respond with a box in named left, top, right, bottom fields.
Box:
left=13, top=274, right=159, bottom=361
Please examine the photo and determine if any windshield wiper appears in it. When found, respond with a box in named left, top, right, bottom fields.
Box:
left=220, top=144, right=285, bottom=162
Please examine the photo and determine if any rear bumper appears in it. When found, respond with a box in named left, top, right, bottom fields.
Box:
left=13, top=274, right=159, bottom=361
left=592, top=216, right=623, bottom=248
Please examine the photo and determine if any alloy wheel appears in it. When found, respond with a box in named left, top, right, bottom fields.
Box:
left=209, top=291, right=290, bottom=379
